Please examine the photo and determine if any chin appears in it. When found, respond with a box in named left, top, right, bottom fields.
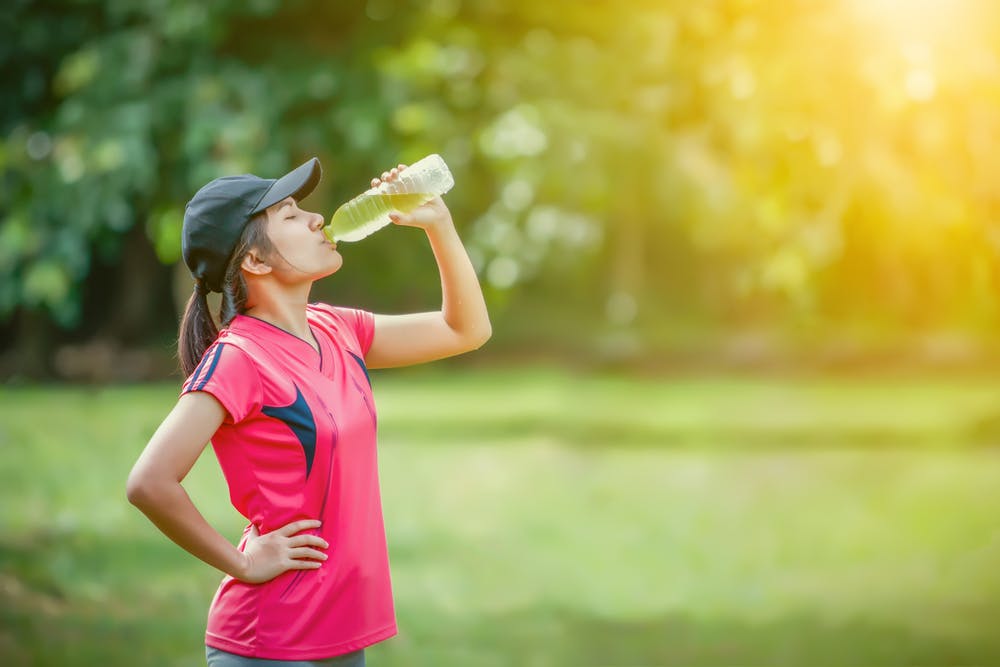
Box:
left=321, top=255, right=344, bottom=276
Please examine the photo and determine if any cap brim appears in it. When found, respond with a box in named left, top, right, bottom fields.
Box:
left=251, top=157, right=322, bottom=214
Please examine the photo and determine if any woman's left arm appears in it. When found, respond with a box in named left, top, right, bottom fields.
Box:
left=365, top=166, right=492, bottom=369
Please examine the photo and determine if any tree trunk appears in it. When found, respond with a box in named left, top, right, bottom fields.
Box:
left=2, top=309, right=54, bottom=379
left=101, top=225, right=174, bottom=345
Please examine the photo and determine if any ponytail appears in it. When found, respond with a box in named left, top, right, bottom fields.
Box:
left=178, top=282, right=218, bottom=377
left=177, top=212, right=274, bottom=376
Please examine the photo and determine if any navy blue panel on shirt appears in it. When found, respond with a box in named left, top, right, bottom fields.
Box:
left=262, top=384, right=318, bottom=478
left=347, top=351, right=371, bottom=388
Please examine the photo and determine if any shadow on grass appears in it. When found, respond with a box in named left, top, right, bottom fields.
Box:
left=375, top=606, right=1000, bottom=667
left=381, top=415, right=1000, bottom=450
left=0, top=530, right=215, bottom=667
left=4, top=532, right=1000, bottom=666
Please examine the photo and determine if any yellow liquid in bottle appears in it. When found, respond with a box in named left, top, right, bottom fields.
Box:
left=326, top=192, right=434, bottom=242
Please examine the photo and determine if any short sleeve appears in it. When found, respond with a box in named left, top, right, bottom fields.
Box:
left=311, top=303, right=376, bottom=356
left=180, top=342, right=261, bottom=424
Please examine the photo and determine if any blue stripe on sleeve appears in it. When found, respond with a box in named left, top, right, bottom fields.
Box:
left=183, top=347, right=213, bottom=392
left=194, top=343, right=226, bottom=392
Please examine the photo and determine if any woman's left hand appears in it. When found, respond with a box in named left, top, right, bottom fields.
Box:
left=371, top=164, right=453, bottom=233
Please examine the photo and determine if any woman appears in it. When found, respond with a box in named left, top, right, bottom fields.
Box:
left=126, top=157, right=491, bottom=666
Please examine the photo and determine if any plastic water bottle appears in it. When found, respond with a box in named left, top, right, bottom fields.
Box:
left=324, top=154, right=455, bottom=243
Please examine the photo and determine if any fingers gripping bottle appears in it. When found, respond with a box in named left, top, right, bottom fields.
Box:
left=324, top=154, right=455, bottom=243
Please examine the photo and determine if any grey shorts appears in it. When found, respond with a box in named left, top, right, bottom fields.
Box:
left=205, top=646, right=366, bottom=667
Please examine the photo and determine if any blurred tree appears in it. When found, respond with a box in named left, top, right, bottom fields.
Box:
left=3, top=0, right=1000, bottom=376
left=0, top=0, right=414, bottom=374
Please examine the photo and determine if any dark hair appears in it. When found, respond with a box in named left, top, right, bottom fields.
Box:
left=178, top=212, right=275, bottom=376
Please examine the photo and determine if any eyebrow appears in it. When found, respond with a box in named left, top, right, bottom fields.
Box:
left=277, top=199, right=294, bottom=213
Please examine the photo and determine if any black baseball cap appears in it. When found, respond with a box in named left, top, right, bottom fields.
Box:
left=182, top=157, right=322, bottom=293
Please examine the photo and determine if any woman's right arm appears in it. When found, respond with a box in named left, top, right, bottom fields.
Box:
left=126, top=392, right=327, bottom=583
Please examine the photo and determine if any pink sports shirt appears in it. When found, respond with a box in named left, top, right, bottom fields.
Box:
left=180, top=303, right=396, bottom=660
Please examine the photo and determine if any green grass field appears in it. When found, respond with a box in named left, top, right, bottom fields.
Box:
left=2, top=367, right=1000, bottom=666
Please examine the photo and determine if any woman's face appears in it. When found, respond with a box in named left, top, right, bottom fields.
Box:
left=262, top=196, right=342, bottom=282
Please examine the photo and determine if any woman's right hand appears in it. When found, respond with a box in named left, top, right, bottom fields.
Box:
left=237, top=519, right=329, bottom=583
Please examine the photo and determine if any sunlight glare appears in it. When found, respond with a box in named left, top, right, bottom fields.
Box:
left=848, top=0, right=971, bottom=42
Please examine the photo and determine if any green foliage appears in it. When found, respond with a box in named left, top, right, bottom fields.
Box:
left=3, top=0, right=1000, bottom=341
left=0, top=1, right=406, bottom=327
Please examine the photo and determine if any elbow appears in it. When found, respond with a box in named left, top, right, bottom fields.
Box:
left=126, top=468, right=162, bottom=509
left=469, top=321, right=492, bottom=350
left=125, top=470, right=149, bottom=507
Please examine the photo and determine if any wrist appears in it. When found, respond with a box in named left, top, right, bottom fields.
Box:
left=231, top=551, right=252, bottom=581
left=424, top=215, right=456, bottom=238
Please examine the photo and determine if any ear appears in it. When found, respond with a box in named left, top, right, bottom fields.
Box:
left=241, top=249, right=272, bottom=276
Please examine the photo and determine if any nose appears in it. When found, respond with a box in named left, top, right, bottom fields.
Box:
left=310, top=212, right=325, bottom=231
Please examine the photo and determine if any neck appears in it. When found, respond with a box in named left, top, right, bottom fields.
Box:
left=244, top=280, right=314, bottom=342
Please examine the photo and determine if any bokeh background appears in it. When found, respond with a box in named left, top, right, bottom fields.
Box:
left=3, top=0, right=1000, bottom=665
